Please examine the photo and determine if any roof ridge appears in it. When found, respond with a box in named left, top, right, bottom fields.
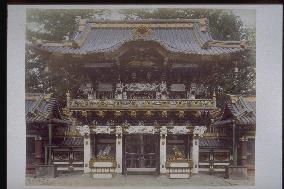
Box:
left=85, top=18, right=205, bottom=23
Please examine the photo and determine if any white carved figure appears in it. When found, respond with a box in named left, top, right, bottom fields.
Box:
left=116, top=82, right=123, bottom=92
left=160, top=81, right=167, bottom=92
left=124, top=83, right=159, bottom=91
left=76, top=125, right=90, bottom=136
left=79, top=82, right=93, bottom=96
left=160, top=126, right=167, bottom=135
left=193, top=126, right=207, bottom=137
left=156, top=91, right=161, bottom=99
left=115, top=126, right=123, bottom=135
left=189, top=82, right=197, bottom=95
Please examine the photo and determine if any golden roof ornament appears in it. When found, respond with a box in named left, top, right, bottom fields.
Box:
left=132, top=25, right=153, bottom=38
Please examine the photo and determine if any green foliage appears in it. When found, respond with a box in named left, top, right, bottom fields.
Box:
left=26, top=9, right=111, bottom=41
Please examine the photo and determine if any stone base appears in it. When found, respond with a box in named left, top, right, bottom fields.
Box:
left=92, top=173, right=113, bottom=179
left=225, top=166, right=247, bottom=180
left=169, top=174, right=190, bottom=179
left=34, top=165, right=57, bottom=178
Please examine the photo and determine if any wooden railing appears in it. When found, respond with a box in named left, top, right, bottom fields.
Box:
left=67, top=98, right=216, bottom=110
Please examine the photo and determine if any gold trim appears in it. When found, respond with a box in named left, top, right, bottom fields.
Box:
left=91, top=23, right=194, bottom=28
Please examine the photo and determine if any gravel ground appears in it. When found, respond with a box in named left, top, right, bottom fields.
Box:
left=26, top=173, right=255, bottom=187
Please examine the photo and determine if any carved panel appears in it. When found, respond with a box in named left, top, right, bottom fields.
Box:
left=125, top=126, right=158, bottom=134
left=93, top=126, right=115, bottom=134
left=168, top=126, right=188, bottom=134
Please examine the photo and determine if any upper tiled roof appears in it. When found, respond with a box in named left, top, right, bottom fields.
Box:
left=37, top=18, right=248, bottom=55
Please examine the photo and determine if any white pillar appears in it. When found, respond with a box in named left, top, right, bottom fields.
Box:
left=192, top=137, right=199, bottom=174
left=84, top=136, right=91, bottom=173
left=116, top=134, right=123, bottom=174
left=160, top=126, right=167, bottom=174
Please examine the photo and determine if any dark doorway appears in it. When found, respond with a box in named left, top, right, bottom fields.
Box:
left=123, top=134, right=159, bottom=174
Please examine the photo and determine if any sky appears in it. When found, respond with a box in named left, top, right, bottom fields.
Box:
left=232, top=9, right=256, bottom=28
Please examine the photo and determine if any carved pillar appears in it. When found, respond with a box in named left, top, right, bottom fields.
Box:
left=232, top=121, right=238, bottom=166
left=34, top=136, right=43, bottom=164
left=239, top=136, right=248, bottom=166
left=116, top=126, right=123, bottom=174
left=84, top=136, right=91, bottom=173
left=76, top=125, right=91, bottom=173
left=48, top=124, right=53, bottom=165
left=192, top=126, right=207, bottom=174
left=192, top=137, right=199, bottom=173
left=160, top=126, right=167, bottom=174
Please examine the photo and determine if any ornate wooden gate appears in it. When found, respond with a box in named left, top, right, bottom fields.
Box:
left=123, top=134, right=159, bottom=174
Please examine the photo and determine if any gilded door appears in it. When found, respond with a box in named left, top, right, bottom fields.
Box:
left=123, top=134, right=159, bottom=174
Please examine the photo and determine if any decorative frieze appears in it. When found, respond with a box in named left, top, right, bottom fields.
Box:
left=78, top=125, right=207, bottom=136
left=67, top=98, right=215, bottom=110
left=126, top=126, right=158, bottom=134
left=92, top=126, right=115, bottom=134
left=123, top=83, right=160, bottom=91
left=168, top=126, right=189, bottom=134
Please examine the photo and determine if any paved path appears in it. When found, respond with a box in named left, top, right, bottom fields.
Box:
left=26, top=173, right=254, bottom=187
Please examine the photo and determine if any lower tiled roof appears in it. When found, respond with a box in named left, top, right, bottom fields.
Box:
left=61, top=137, right=84, bottom=146
left=199, top=138, right=232, bottom=148
left=25, top=93, right=57, bottom=122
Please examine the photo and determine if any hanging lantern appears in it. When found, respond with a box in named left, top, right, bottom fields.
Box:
left=161, top=111, right=168, bottom=118
left=145, top=111, right=153, bottom=118
left=114, top=111, right=122, bottom=117
left=97, top=111, right=105, bottom=118
left=129, top=111, right=137, bottom=117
